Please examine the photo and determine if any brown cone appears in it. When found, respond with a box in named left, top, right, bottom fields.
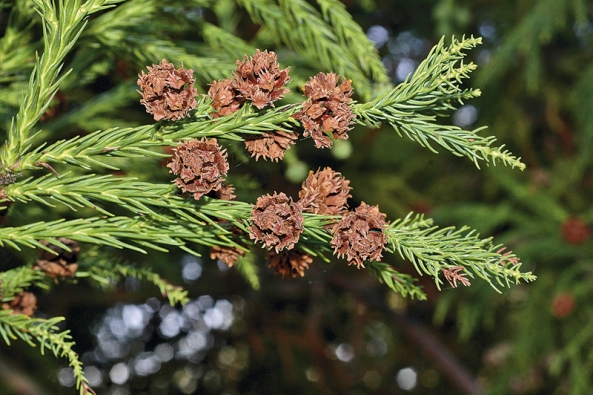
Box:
left=208, top=78, right=245, bottom=118
left=293, top=72, right=355, bottom=148
left=244, top=130, right=298, bottom=162
left=232, top=50, right=290, bottom=109
left=249, top=192, right=304, bottom=252
left=298, top=167, right=352, bottom=215
left=268, top=249, right=313, bottom=278
left=211, top=245, right=246, bottom=267
left=167, top=138, right=230, bottom=200
left=3, top=292, right=37, bottom=317
left=331, top=202, right=387, bottom=268
left=138, top=59, right=197, bottom=121
left=33, top=238, right=80, bottom=279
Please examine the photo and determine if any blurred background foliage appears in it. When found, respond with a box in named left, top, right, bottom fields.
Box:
left=1, top=0, right=592, bottom=394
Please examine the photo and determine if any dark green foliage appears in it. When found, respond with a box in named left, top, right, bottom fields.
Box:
left=0, top=0, right=565, bottom=394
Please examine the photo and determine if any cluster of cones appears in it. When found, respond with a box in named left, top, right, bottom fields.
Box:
left=137, top=50, right=356, bottom=161
left=138, top=50, right=387, bottom=279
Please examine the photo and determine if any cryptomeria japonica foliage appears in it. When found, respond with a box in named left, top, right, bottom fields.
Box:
left=0, top=1, right=535, bottom=393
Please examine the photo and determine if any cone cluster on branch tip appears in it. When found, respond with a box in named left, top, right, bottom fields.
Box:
left=139, top=51, right=387, bottom=277
left=137, top=59, right=198, bottom=121
left=138, top=51, right=356, bottom=162
left=248, top=168, right=386, bottom=275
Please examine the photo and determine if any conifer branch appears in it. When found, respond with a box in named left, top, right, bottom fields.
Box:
left=1, top=0, right=122, bottom=166
left=78, top=253, right=189, bottom=305
left=0, top=312, right=93, bottom=395
left=2, top=185, right=535, bottom=295
left=200, top=21, right=257, bottom=59
left=14, top=38, right=525, bottom=175
left=4, top=173, right=180, bottom=218
left=0, top=267, right=49, bottom=300
left=0, top=2, right=37, bottom=82
left=15, top=99, right=298, bottom=171
left=354, top=36, right=525, bottom=169
left=385, top=213, right=536, bottom=292
left=367, top=261, right=427, bottom=300
left=2, top=201, right=535, bottom=296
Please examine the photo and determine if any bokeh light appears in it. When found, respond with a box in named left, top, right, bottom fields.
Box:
left=396, top=367, right=418, bottom=390
left=367, top=25, right=390, bottom=48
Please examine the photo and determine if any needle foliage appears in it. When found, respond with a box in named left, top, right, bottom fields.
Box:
left=0, top=1, right=534, bottom=393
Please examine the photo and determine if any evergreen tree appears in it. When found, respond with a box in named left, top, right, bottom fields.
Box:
left=0, top=1, right=546, bottom=394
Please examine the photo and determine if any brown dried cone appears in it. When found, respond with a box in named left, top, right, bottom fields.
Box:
left=167, top=138, right=229, bottom=200
left=2, top=292, right=37, bottom=317
left=211, top=245, right=246, bottom=267
left=33, top=238, right=80, bottom=279
left=244, top=130, right=298, bottom=162
left=208, top=78, right=245, bottom=118
left=249, top=192, right=304, bottom=252
left=331, top=202, right=387, bottom=268
left=298, top=167, right=352, bottom=215
left=138, top=59, right=198, bottom=121
left=268, top=249, right=313, bottom=279
left=293, top=72, right=355, bottom=148
left=233, top=49, right=290, bottom=109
